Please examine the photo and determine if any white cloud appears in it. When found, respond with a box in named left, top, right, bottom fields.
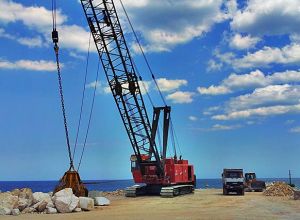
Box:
left=229, top=34, right=260, bottom=50
left=198, top=85, right=231, bottom=95
left=69, top=51, right=85, bottom=60
left=211, top=84, right=300, bottom=120
left=207, top=59, right=223, bottom=72
left=116, top=0, right=232, bottom=52
left=0, top=0, right=91, bottom=53
left=86, top=77, right=188, bottom=96
left=233, top=44, right=300, bottom=69
left=17, top=37, right=43, bottom=48
left=227, top=84, right=300, bottom=111
left=285, top=120, right=295, bottom=125
left=58, top=25, right=94, bottom=53
left=210, top=84, right=300, bottom=120
left=0, top=0, right=66, bottom=28
left=166, top=91, right=194, bottom=104
left=231, top=0, right=300, bottom=36
left=290, top=34, right=300, bottom=43
left=210, top=124, right=241, bottom=131
left=0, top=28, right=43, bottom=48
left=0, top=59, right=58, bottom=71
left=156, top=78, right=187, bottom=92
left=203, top=106, right=221, bottom=115
left=86, top=81, right=111, bottom=94
left=138, top=80, right=152, bottom=95
left=0, top=28, right=14, bottom=39
left=290, top=126, right=300, bottom=133
left=198, top=69, right=300, bottom=95
left=189, top=116, right=198, bottom=121
left=213, top=104, right=300, bottom=120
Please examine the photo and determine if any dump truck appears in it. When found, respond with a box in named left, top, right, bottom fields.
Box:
left=222, top=169, right=245, bottom=195
left=245, top=172, right=266, bottom=192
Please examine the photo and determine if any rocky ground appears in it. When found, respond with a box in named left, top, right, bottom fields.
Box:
left=0, top=188, right=110, bottom=216
left=0, top=188, right=299, bottom=220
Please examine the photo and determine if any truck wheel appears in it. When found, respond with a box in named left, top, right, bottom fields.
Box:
left=223, top=187, right=227, bottom=195
left=241, top=189, right=245, bottom=196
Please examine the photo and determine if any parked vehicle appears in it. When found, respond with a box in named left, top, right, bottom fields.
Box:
left=245, top=172, right=266, bottom=192
left=222, top=169, right=245, bottom=195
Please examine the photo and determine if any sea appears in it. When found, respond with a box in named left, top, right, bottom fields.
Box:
left=0, top=178, right=299, bottom=193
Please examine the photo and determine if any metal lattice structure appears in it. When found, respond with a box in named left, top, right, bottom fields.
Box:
left=80, top=0, right=163, bottom=176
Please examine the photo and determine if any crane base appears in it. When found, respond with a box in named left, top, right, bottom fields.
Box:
left=54, top=170, right=88, bottom=197
left=125, top=184, right=194, bottom=198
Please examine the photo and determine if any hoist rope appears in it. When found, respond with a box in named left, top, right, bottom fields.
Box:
left=119, top=0, right=182, bottom=158
left=52, top=0, right=74, bottom=169
left=73, top=33, right=92, bottom=160
left=119, top=0, right=167, bottom=106
left=78, top=59, right=101, bottom=171
left=51, top=0, right=56, bottom=30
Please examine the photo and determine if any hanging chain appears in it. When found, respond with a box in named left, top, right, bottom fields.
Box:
left=52, top=0, right=74, bottom=170
left=53, top=44, right=74, bottom=170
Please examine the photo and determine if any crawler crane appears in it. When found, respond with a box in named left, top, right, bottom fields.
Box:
left=79, top=0, right=196, bottom=197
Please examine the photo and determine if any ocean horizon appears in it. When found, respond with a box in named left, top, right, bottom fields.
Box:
left=0, top=178, right=299, bottom=193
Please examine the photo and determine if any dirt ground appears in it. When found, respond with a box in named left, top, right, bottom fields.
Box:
left=1, top=189, right=300, bottom=220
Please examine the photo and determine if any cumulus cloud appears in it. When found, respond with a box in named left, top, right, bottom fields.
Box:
left=156, top=78, right=187, bottom=92
left=229, top=34, right=260, bottom=50
left=116, top=0, right=233, bottom=52
left=213, top=104, right=300, bottom=120
left=0, top=59, right=58, bottom=71
left=0, top=28, right=43, bottom=48
left=198, top=69, right=300, bottom=95
left=212, top=85, right=300, bottom=120
left=17, top=37, right=43, bottom=48
left=231, top=0, right=300, bottom=36
left=86, top=81, right=111, bottom=94
left=227, top=84, right=300, bottom=111
left=207, top=59, right=223, bottom=72
left=290, top=126, right=300, bottom=133
left=0, top=0, right=66, bottom=28
left=203, top=106, right=221, bottom=116
left=189, top=116, right=198, bottom=121
left=210, top=124, right=241, bottom=131
left=0, top=0, right=91, bottom=53
left=86, top=77, right=188, bottom=96
left=166, top=91, right=194, bottom=104
left=232, top=44, right=300, bottom=69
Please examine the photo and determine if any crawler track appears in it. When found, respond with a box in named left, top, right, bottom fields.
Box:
left=125, top=184, right=194, bottom=198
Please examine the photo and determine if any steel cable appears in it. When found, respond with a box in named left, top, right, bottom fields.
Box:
left=73, top=33, right=92, bottom=160
left=78, top=59, right=101, bottom=171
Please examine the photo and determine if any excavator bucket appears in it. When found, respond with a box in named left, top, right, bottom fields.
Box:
left=54, top=170, right=88, bottom=197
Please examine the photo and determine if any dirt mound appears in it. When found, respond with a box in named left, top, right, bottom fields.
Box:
left=264, top=182, right=294, bottom=197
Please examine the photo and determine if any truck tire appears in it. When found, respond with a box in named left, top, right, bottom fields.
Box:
left=240, top=189, right=245, bottom=196
left=223, top=186, right=227, bottom=195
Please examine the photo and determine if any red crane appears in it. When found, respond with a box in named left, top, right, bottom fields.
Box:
left=80, top=0, right=196, bottom=197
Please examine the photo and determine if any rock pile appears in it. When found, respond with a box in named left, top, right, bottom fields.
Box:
left=0, top=188, right=110, bottom=216
left=264, top=182, right=294, bottom=197
left=102, top=189, right=124, bottom=197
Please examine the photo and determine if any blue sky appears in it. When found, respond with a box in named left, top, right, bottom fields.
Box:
left=0, top=0, right=300, bottom=180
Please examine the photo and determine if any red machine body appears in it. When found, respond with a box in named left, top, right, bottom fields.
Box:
left=131, top=155, right=195, bottom=186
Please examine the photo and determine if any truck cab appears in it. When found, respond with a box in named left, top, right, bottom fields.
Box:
left=222, top=169, right=245, bottom=195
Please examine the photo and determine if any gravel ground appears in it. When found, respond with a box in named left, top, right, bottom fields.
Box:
left=1, top=189, right=299, bottom=220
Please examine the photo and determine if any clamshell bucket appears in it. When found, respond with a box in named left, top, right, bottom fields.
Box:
left=54, top=170, right=88, bottom=197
